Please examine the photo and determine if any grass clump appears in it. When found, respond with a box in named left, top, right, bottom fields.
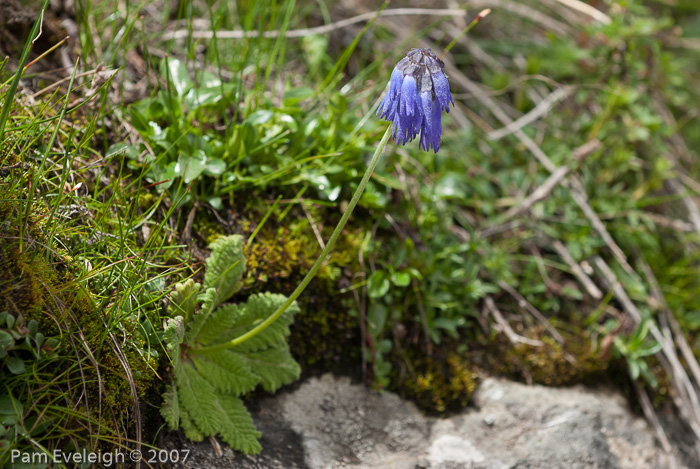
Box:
left=2, top=0, right=700, bottom=462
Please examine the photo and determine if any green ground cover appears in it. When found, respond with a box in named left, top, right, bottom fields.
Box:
left=1, top=0, right=700, bottom=464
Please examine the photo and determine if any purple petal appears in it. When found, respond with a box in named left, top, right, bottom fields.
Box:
left=389, top=67, right=403, bottom=99
left=431, top=98, right=442, bottom=153
left=376, top=92, right=391, bottom=118
left=419, top=92, right=434, bottom=152
left=400, top=76, right=418, bottom=117
left=432, top=72, right=454, bottom=112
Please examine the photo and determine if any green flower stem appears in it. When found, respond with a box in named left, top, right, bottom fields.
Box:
left=440, top=8, right=491, bottom=58
left=191, top=125, right=393, bottom=356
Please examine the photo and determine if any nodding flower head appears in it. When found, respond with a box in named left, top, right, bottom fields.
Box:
left=376, top=48, right=455, bottom=153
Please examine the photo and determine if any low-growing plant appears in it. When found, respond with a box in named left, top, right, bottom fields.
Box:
left=160, top=235, right=301, bottom=454
left=0, top=314, right=58, bottom=467
left=0, top=312, right=59, bottom=376
left=160, top=92, right=396, bottom=450
left=0, top=392, right=51, bottom=469
left=118, top=58, right=230, bottom=208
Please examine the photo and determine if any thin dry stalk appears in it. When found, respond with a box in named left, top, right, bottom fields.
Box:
left=633, top=381, right=674, bottom=458
left=594, top=256, right=700, bottom=443
left=502, top=139, right=600, bottom=219
left=497, top=280, right=565, bottom=344
left=485, top=296, right=545, bottom=347
left=641, top=262, right=700, bottom=419
left=302, top=201, right=326, bottom=249
left=549, top=0, right=611, bottom=25
left=168, top=8, right=468, bottom=40
left=550, top=239, right=603, bottom=299
left=487, top=86, right=575, bottom=141
left=444, top=67, right=638, bottom=279
left=467, top=0, right=569, bottom=34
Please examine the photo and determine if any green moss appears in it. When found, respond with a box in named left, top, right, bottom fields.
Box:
left=201, top=202, right=366, bottom=375
left=246, top=216, right=365, bottom=373
left=79, top=310, right=159, bottom=411
left=0, top=189, right=159, bottom=452
left=397, top=351, right=479, bottom=413
left=193, top=215, right=224, bottom=247
left=190, top=202, right=618, bottom=413
left=486, top=326, right=610, bottom=386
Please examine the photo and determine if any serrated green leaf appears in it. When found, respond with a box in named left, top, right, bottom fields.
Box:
left=165, top=325, right=184, bottom=373
left=204, top=235, right=246, bottom=303
left=196, top=304, right=242, bottom=345
left=162, top=232, right=304, bottom=455
left=222, top=293, right=299, bottom=353
left=192, top=350, right=259, bottom=395
left=180, top=409, right=205, bottom=442
left=168, top=279, right=201, bottom=317
left=186, top=288, right=219, bottom=343
left=199, top=288, right=219, bottom=316
left=161, top=385, right=180, bottom=430
left=176, top=363, right=221, bottom=436
left=164, top=317, right=185, bottom=349
left=239, top=348, right=301, bottom=393
left=213, top=393, right=262, bottom=454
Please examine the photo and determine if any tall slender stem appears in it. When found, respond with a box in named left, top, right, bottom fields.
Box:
left=191, top=126, right=393, bottom=355
left=440, top=8, right=491, bottom=58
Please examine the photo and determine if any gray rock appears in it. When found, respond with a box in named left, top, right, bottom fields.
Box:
left=165, top=375, right=689, bottom=469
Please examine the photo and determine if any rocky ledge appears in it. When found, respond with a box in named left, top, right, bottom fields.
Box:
left=165, top=374, right=690, bottom=468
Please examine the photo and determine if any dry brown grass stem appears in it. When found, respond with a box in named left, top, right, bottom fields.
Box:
left=485, top=296, right=545, bottom=347
left=167, top=8, right=468, bottom=40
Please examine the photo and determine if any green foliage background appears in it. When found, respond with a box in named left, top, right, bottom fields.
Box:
left=1, top=0, right=700, bottom=464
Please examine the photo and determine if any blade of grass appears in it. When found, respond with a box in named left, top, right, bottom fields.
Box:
left=0, top=0, right=51, bottom=147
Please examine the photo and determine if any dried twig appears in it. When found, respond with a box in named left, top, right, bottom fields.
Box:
left=502, top=139, right=601, bottom=219
left=0, top=162, right=31, bottom=175
left=209, top=436, right=223, bottom=458
left=168, top=8, right=468, bottom=40
left=485, top=296, right=544, bottom=347
left=32, top=68, right=102, bottom=98
left=550, top=0, right=611, bottom=25
left=468, top=0, right=569, bottom=34
left=302, top=201, right=326, bottom=249
left=651, top=94, right=700, bottom=238
left=633, top=381, right=674, bottom=455
left=640, top=262, right=700, bottom=426
left=596, top=211, right=696, bottom=233
left=487, top=86, right=574, bottom=141
left=594, top=256, right=700, bottom=442
left=550, top=240, right=603, bottom=299
left=497, top=280, right=565, bottom=345
left=592, top=257, right=641, bottom=322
